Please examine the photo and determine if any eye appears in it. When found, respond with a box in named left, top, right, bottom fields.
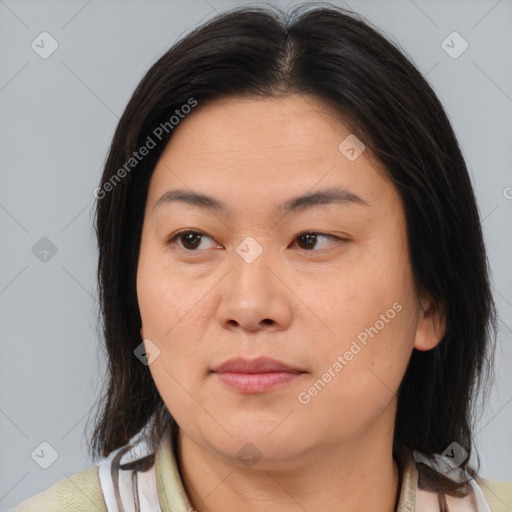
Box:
left=291, top=232, right=341, bottom=251
left=167, top=230, right=343, bottom=252
left=167, top=230, right=220, bottom=251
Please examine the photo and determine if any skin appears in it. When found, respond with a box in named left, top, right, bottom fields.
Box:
left=136, top=94, right=445, bottom=512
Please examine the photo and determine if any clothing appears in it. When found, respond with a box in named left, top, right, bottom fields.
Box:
left=13, top=424, right=512, bottom=511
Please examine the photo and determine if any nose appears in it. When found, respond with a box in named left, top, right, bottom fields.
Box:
left=215, top=245, right=293, bottom=334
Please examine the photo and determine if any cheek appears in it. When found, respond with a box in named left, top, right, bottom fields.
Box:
left=137, top=249, right=208, bottom=340
left=299, top=263, right=407, bottom=355
left=296, top=252, right=418, bottom=424
left=147, top=357, right=204, bottom=431
left=137, top=251, right=214, bottom=381
left=296, top=307, right=416, bottom=441
left=296, top=228, right=412, bottom=332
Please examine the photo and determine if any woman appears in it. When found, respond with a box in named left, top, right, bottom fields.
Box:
left=14, top=3, right=511, bottom=511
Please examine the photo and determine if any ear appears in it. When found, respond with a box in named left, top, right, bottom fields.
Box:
left=414, top=295, right=446, bottom=351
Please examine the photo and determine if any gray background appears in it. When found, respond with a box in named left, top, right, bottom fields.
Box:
left=1, top=0, right=511, bottom=509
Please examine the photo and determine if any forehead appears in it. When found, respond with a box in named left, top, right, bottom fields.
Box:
left=147, top=94, right=396, bottom=212
left=163, top=94, right=351, bottom=160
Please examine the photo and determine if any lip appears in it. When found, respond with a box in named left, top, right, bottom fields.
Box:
left=213, top=356, right=303, bottom=374
left=212, top=357, right=305, bottom=394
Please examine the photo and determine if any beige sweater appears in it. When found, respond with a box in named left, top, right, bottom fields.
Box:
left=13, top=427, right=512, bottom=511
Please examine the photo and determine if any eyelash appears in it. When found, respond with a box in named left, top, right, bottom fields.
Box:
left=166, top=230, right=345, bottom=252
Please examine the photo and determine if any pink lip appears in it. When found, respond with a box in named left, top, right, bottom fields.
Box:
left=212, top=357, right=305, bottom=393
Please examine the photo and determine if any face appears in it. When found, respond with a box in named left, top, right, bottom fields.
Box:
left=136, top=94, right=443, bottom=468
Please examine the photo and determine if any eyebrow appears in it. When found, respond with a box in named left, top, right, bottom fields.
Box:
left=152, top=186, right=369, bottom=215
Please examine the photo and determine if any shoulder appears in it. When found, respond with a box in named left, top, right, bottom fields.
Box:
left=12, top=465, right=106, bottom=512
left=477, top=476, right=512, bottom=512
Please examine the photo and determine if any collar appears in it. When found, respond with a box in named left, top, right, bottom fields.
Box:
left=155, top=424, right=194, bottom=511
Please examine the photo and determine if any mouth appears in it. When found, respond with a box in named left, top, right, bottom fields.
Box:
left=211, top=357, right=306, bottom=394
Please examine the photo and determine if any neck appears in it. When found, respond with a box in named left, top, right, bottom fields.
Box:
left=176, top=417, right=401, bottom=512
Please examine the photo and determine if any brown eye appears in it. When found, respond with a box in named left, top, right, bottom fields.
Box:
left=293, top=232, right=339, bottom=251
left=297, top=233, right=318, bottom=250
left=180, top=232, right=202, bottom=250
left=168, top=230, right=218, bottom=251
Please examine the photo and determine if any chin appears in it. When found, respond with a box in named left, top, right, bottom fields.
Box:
left=221, top=424, right=307, bottom=464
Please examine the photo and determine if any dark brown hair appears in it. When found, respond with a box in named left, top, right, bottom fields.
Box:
left=87, top=2, right=497, bottom=494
